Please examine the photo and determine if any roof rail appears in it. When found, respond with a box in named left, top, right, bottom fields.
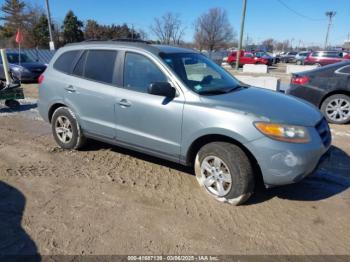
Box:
left=112, top=38, right=151, bottom=44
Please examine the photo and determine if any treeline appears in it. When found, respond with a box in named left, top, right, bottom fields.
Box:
left=0, top=0, right=141, bottom=49
left=1, top=0, right=238, bottom=51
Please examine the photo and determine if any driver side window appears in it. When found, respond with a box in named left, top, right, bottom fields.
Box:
left=123, top=52, right=167, bottom=93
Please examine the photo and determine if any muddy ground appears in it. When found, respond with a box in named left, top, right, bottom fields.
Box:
left=0, top=84, right=349, bottom=256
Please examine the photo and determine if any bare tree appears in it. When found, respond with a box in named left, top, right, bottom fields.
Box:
left=194, top=8, right=234, bottom=51
left=262, top=38, right=275, bottom=52
left=150, top=12, right=185, bottom=45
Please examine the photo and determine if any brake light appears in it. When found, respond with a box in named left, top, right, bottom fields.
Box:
left=291, top=76, right=310, bottom=85
left=38, top=74, right=44, bottom=84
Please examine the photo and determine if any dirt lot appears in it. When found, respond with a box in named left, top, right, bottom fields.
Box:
left=0, top=83, right=349, bottom=256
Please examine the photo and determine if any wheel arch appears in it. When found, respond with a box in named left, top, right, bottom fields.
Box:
left=319, top=90, right=350, bottom=108
left=48, top=103, right=67, bottom=123
left=185, top=134, right=263, bottom=182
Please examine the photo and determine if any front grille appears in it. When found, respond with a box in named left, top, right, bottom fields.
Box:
left=315, top=118, right=331, bottom=147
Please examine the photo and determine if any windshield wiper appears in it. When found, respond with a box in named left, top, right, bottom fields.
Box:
left=198, top=86, right=244, bottom=95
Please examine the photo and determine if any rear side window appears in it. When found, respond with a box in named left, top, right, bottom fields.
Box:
left=337, top=65, right=350, bottom=74
left=72, top=50, right=117, bottom=85
left=73, top=51, right=88, bottom=77
left=53, top=50, right=80, bottom=73
left=324, top=52, right=341, bottom=58
left=84, top=50, right=117, bottom=84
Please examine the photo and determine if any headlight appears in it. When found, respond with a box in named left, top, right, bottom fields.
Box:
left=254, top=122, right=310, bottom=143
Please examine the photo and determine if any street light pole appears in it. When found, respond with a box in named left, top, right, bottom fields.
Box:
left=45, top=0, right=55, bottom=51
left=235, top=0, right=247, bottom=71
left=324, top=11, right=336, bottom=50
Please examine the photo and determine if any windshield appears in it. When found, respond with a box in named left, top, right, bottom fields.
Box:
left=160, top=52, right=241, bottom=94
left=7, top=53, right=34, bottom=63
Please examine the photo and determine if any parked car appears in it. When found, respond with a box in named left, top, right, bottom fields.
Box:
left=287, top=60, right=350, bottom=124
left=253, top=51, right=274, bottom=66
left=39, top=40, right=331, bottom=205
left=304, top=51, right=350, bottom=67
left=280, top=51, right=298, bottom=63
left=295, top=51, right=311, bottom=65
left=227, top=51, right=269, bottom=67
left=0, top=52, right=46, bottom=82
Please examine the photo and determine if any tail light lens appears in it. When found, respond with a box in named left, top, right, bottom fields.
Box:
left=38, top=74, right=44, bottom=84
left=291, top=75, right=310, bottom=85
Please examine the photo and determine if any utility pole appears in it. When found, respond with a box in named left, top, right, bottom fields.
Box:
left=45, top=0, right=55, bottom=50
left=131, top=24, right=134, bottom=40
left=324, top=11, right=336, bottom=50
left=235, top=0, right=247, bottom=71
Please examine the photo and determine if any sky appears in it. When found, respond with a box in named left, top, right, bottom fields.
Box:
left=6, top=0, right=350, bottom=47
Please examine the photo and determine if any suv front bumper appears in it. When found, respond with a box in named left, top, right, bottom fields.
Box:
left=245, top=126, right=331, bottom=187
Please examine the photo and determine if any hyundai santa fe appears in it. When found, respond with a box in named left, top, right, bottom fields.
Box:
left=38, top=40, right=331, bottom=205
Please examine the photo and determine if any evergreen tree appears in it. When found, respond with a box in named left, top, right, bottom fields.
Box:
left=32, top=14, right=50, bottom=48
left=0, top=0, right=28, bottom=37
left=62, top=10, right=84, bottom=43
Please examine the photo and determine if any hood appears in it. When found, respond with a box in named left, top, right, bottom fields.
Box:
left=202, top=87, right=323, bottom=126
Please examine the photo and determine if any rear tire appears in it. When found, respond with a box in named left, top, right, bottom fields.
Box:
left=230, top=62, right=237, bottom=68
left=51, top=107, right=86, bottom=149
left=194, top=142, right=255, bottom=205
left=321, top=94, right=350, bottom=124
left=5, top=99, right=20, bottom=109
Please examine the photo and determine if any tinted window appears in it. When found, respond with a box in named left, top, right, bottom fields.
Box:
left=244, top=53, right=254, bottom=58
left=338, top=65, right=350, bottom=74
left=324, top=52, right=341, bottom=58
left=73, top=51, right=87, bottom=77
left=54, top=50, right=80, bottom=73
left=312, top=52, right=321, bottom=57
left=83, top=50, right=117, bottom=84
left=124, top=53, right=167, bottom=93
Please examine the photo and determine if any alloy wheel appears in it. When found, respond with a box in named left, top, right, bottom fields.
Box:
left=55, top=116, right=73, bottom=144
left=325, top=98, right=350, bottom=122
left=200, top=156, right=232, bottom=197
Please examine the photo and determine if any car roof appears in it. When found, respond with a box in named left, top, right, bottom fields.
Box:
left=65, top=41, right=197, bottom=55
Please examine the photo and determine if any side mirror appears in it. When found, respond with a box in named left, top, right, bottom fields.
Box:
left=148, top=82, right=176, bottom=97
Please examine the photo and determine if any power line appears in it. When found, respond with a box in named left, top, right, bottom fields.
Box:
left=276, top=0, right=325, bottom=21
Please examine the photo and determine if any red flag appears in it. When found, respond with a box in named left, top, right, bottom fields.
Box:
left=15, top=29, right=23, bottom=44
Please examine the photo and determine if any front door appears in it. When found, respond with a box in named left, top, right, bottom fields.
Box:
left=115, top=52, right=184, bottom=161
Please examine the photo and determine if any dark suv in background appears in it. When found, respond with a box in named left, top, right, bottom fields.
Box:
left=304, top=51, right=350, bottom=67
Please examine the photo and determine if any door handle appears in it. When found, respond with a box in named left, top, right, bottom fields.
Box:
left=118, top=99, right=132, bottom=108
left=65, top=85, right=76, bottom=93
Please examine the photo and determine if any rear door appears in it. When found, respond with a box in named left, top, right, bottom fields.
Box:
left=62, top=49, right=119, bottom=139
left=114, top=51, right=184, bottom=161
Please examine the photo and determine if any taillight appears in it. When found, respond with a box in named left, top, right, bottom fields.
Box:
left=38, top=74, right=44, bottom=84
left=291, top=75, right=310, bottom=85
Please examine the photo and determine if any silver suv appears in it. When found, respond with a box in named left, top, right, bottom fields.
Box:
left=38, top=41, right=331, bottom=205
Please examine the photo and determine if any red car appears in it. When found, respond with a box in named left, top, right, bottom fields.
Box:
left=227, top=51, right=268, bottom=67
left=304, top=51, right=350, bottom=66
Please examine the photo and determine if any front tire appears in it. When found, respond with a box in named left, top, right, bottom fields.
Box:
left=51, top=107, right=86, bottom=149
left=194, top=142, right=255, bottom=205
left=321, top=94, right=350, bottom=124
